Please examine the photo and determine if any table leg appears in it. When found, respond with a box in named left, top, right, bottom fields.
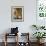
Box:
left=5, top=34, right=7, bottom=46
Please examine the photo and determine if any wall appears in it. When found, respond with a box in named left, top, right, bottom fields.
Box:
left=0, top=0, right=37, bottom=42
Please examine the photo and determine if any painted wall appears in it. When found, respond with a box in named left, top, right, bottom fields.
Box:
left=0, top=0, right=36, bottom=33
left=0, top=0, right=37, bottom=42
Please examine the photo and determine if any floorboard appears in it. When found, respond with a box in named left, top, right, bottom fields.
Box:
left=0, top=42, right=46, bottom=46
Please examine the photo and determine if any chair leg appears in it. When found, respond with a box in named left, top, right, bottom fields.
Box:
left=4, top=41, right=7, bottom=46
left=4, top=33, right=7, bottom=46
left=17, top=34, right=18, bottom=46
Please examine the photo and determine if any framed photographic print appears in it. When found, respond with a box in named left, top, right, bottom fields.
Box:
left=37, top=0, right=46, bottom=18
left=36, top=0, right=46, bottom=26
left=11, top=6, right=24, bottom=22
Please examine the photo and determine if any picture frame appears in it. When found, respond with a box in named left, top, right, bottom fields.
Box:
left=11, top=6, right=24, bottom=22
left=36, top=0, right=46, bottom=26
left=37, top=0, right=46, bottom=19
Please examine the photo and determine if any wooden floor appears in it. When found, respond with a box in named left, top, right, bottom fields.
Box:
left=0, top=42, right=46, bottom=46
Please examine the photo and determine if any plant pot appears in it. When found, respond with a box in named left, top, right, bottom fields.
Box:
left=37, top=39, right=45, bottom=44
left=37, top=39, right=40, bottom=43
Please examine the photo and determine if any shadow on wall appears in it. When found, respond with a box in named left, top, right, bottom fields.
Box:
left=2, top=27, right=18, bottom=34
left=2, top=28, right=11, bottom=34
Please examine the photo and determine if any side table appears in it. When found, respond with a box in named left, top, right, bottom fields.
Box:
left=4, top=33, right=18, bottom=46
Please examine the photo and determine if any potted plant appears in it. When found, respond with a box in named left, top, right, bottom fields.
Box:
left=32, top=25, right=39, bottom=30
left=32, top=24, right=45, bottom=30
left=33, top=32, right=46, bottom=43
